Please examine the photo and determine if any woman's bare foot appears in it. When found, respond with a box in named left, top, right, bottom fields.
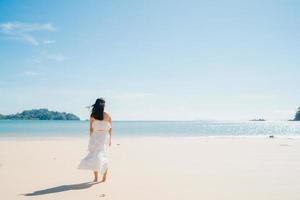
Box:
left=93, top=171, right=98, bottom=182
left=101, top=169, right=108, bottom=182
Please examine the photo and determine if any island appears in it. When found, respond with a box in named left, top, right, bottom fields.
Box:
left=0, top=108, right=80, bottom=120
left=294, top=107, right=300, bottom=121
left=250, top=119, right=266, bottom=122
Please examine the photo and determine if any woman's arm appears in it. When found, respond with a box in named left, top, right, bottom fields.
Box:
left=108, top=116, right=112, bottom=146
left=89, top=116, right=94, bottom=136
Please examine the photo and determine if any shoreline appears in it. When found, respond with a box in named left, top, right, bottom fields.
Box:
left=1, top=121, right=300, bottom=140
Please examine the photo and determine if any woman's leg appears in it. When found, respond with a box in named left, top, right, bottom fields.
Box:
left=93, top=171, right=98, bottom=182
left=101, top=168, right=108, bottom=182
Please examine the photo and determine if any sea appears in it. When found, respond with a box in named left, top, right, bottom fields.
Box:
left=0, top=120, right=300, bottom=139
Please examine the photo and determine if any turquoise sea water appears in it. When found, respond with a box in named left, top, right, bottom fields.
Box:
left=0, top=120, right=300, bottom=138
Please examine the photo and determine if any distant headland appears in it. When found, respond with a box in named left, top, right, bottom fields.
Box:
left=0, top=109, right=80, bottom=120
left=293, top=107, right=300, bottom=121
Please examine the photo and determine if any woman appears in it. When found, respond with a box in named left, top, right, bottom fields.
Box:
left=78, top=98, right=112, bottom=182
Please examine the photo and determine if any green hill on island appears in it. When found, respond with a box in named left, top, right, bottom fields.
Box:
left=294, top=107, right=300, bottom=121
left=0, top=109, right=80, bottom=120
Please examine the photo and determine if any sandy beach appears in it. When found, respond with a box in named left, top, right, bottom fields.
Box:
left=0, top=137, right=300, bottom=200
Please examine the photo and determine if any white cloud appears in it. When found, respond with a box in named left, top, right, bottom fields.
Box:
left=23, top=71, right=39, bottom=76
left=0, top=22, right=55, bottom=32
left=43, top=40, right=56, bottom=44
left=0, top=22, right=56, bottom=46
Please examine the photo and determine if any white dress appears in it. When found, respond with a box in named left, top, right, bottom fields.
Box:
left=78, top=120, right=111, bottom=174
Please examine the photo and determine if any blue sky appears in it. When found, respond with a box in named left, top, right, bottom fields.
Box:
left=0, top=0, right=299, bottom=120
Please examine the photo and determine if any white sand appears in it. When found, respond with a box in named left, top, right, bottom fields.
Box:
left=1, top=137, right=300, bottom=200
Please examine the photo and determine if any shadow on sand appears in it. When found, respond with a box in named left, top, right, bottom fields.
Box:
left=22, top=181, right=101, bottom=196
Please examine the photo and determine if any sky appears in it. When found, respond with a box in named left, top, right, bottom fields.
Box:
left=0, top=0, right=299, bottom=120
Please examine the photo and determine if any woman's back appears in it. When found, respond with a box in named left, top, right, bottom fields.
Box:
left=93, top=119, right=111, bottom=132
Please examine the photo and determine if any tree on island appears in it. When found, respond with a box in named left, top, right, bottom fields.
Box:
left=294, top=107, right=300, bottom=121
left=0, top=109, right=80, bottom=120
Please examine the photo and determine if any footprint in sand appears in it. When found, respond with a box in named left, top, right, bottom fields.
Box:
left=99, top=194, right=106, bottom=197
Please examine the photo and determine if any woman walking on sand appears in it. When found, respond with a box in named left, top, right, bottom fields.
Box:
left=78, top=98, right=112, bottom=182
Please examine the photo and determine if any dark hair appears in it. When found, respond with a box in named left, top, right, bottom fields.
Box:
left=91, top=98, right=105, bottom=120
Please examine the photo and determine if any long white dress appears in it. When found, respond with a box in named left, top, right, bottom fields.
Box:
left=78, top=120, right=111, bottom=174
